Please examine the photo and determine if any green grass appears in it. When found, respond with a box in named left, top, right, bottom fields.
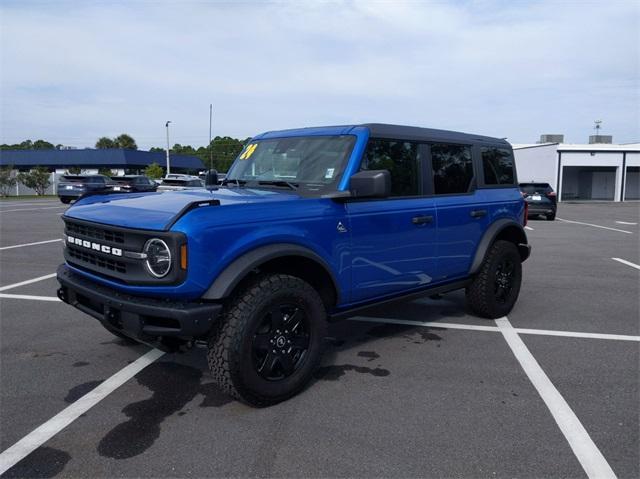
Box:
left=0, top=195, right=57, bottom=201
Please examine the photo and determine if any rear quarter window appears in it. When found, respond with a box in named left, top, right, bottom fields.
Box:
left=481, top=147, right=515, bottom=186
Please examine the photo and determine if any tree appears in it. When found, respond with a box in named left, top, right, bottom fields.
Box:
left=98, top=167, right=114, bottom=176
left=32, top=139, right=55, bottom=149
left=144, top=162, right=164, bottom=180
left=0, top=165, right=17, bottom=197
left=1, top=139, right=56, bottom=150
left=17, top=166, right=51, bottom=195
left=115, top=134, right=137, bottom=150
left=66, top=166, right=82, bottom=174
left=95, top=137, right=116, bottom=149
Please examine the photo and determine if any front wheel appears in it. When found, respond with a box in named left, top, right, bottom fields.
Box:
left=466, top=240, right=522, bottom=319
left=60, top=197, right=71, bottom=204
left=546, top=212, right=556, bottom=221
left=207, top=274, right=327, bottom=407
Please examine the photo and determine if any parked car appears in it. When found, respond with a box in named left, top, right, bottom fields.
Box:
left=57, top=123, right=530, bottom=406
left=157, top=177, right=204, bottom=191
left=57, top=174, right=116, bottom=204
left=164, top=174, right=201, bottom=181
left=110, top=175, right=158, bottom=193
left=520, top=182, right=557, bottom=220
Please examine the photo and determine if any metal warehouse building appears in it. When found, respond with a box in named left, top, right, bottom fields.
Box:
left=513, top=135, right=640, bottom=202
left=0, top=148, right=204, bottom=174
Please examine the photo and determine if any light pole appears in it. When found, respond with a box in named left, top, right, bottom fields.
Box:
left=165, top=121, right=172, bottom=176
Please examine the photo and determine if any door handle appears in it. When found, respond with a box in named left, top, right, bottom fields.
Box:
left=470, top=209, right=487, bottom=218
left=412, top=215, right=433, bottom=225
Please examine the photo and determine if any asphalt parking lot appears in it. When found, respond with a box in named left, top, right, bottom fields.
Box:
left=0, top=198, right=638, bottom=478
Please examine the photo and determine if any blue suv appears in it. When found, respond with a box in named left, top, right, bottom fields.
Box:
left=57, top=124, right=530, bottom=406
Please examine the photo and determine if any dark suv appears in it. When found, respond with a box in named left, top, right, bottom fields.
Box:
left=520, top=182, right=557, bottom=220
left=57, top=175, right=116, bottom=204
left=57, top=124, right=531, bottom=406
left=110, top=175, right=158, bottom=193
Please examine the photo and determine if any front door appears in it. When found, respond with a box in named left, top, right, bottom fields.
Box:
left=346, top=139, right=438, bottom=303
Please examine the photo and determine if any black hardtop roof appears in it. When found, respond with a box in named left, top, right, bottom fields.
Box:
left=361, top=123, right=510, bottom=146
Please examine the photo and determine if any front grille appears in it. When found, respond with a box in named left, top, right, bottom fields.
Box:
left=66, top=222, right=125, bottom=244
left=68, top=246, right=127, bottom=273
left=63, top=217, right=185, bottom=285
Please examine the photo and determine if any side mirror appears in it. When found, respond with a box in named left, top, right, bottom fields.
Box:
left=349, top=170, right=391, bottom=198
left=204, top=169, right=218, bottom=190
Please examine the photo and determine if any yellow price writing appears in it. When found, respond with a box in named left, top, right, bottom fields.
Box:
left=239, top=143, right=258, bottom=160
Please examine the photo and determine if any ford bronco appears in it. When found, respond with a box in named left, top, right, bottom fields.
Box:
left=57, top=124, right=530, bottom=406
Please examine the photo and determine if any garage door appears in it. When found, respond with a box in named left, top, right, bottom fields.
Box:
left=561, top=166, right=617, bottom=201
left=624, top=167, right=639, bottom=200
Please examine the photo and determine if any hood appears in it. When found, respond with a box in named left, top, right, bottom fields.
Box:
left=64, top=188, right=301, bottom=230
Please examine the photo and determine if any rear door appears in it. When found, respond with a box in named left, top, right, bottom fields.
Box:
left=430, top=143, right=489, bottom=281
left=346, top=139, right=438, bottom=303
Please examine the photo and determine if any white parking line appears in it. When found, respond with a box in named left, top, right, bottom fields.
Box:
left=0, top=202, right=60, bottom=208
left=0, top=206, right=67, bottom=213
left=611, top=257, right=640, bottom=271
left=351, top=316, right=640, bottom=342
left=0, top=239, right=62, bottom=251
left=0, top=273, right=57, bottom=292
left=0, top=349, right=164, bottom=475
left=0, top=293, right=61, bottom=302
left=496, top=317, right=616, bottom=479
left=557, top=217, right=633, bottom=234
left=524, top=226, right=534, bottom=231
left=615, top=221, right=637, bottom=225
left=516, top=327, right=639, bottom=342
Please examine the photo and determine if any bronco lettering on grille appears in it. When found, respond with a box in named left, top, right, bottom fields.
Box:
left=66, top=235, right=122, bottom=257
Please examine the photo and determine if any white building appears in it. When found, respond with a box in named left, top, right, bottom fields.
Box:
left=513, top=138, right=639, bottom=202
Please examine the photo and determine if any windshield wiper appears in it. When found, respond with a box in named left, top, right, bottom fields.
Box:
left=257, top=180, right=299, bottom=190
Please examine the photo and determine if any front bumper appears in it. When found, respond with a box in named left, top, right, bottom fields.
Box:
left=56, top=264, right=221, bottom=349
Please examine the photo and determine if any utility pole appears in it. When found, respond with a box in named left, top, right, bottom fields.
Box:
left=165, top=121, right=172, bottom=176
left=209, top=104, right=213, bottom=170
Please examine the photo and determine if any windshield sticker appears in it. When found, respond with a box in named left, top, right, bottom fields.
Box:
left=325, top=168, right=335, bottom=179
left=239, top=143, right=258, bottom=160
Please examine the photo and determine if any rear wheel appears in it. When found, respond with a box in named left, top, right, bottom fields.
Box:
left=546, top=212, right=556, bottom=220
left=207, top=274, right=327, bottom=407
left=466, top=240, right=522, bottom=319
left=60, top=197, right=71, bottom=204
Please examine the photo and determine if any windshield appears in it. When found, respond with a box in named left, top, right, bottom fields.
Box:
left=226, top=135, right=355, bottom=192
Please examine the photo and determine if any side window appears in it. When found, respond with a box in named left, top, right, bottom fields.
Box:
left=431, top=144, right=474, bottom=195
left=361, top=139, right=419, bottom=197
left=482, top=147, right=515, bottom=185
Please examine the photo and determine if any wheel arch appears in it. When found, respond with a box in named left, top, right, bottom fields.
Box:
left=202, top=243, right=340, bottom=309
left=469, top=219, right=530, bottom=275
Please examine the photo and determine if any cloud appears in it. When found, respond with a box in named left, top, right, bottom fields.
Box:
left=0, top=0, right=638, bottom=149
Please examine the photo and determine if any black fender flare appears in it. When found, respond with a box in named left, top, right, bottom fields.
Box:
left=468, top=219, right=530, bottom=275
left=202, top=243, right=341, bottom=302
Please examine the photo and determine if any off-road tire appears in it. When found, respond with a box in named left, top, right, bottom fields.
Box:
left=207, top=274, right=327, bottom=407
left=466, top=240, right=522, bottom=319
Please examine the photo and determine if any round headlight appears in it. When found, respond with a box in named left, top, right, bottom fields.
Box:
left=144, top=238, right=172, bottom=278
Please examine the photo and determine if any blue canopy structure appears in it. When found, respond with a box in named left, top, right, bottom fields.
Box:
left=0, top=149, right=204, bottom=172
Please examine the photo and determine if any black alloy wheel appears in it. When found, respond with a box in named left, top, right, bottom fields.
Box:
left=252, top=304, right=310, bottom=381
left=494, top=258, right=515, bottom=304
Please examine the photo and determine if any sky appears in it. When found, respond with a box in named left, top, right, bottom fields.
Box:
left=1, top=0, right=638, bottom=150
